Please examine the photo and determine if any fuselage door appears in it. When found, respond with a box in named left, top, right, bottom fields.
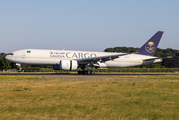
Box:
left=21, top=52, right=25, bottom=59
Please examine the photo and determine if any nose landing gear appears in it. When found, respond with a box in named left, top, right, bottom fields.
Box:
left=16, top=63, right=22, bottom=72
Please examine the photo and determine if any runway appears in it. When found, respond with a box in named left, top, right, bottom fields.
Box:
left=0, top=72, right=179, bottom=77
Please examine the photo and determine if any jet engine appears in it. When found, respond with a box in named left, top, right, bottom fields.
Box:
left=52, top=60, right=78, bottom=70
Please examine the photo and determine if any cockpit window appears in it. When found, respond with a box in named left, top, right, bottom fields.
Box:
left=7, top=53, right=13, bottom=55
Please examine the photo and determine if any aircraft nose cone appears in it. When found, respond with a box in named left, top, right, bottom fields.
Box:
left=5, top=55, right=10, bottom=60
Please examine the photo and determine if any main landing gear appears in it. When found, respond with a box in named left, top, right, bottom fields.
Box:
left=78, top=65, right=95, bottom=75
left=78, top=70, right=95, bottom=75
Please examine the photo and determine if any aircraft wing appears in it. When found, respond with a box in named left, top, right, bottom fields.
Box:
left=77, top=53, right=128, bottom=63
left=143, top=56, right=173, bottom=61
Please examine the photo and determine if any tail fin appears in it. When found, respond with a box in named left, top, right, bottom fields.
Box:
left=135, top=31, right=163, bottom=56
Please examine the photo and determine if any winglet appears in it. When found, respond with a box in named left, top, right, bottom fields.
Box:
left=135, top=31, right=163, bottom=56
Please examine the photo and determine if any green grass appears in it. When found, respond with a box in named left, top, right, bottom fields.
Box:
left=0, top=75, right=179, bottom=119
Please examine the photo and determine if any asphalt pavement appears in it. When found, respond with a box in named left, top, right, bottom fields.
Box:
left=0, top=72, right=179, bottom=77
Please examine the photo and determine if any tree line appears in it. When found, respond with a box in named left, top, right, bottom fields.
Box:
left=0, top=53, right=17, bottom=70
left=0, top=47, right=179, bottom=70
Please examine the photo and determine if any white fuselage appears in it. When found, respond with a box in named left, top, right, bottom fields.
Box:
left=5, top=49, right=162, bottom=68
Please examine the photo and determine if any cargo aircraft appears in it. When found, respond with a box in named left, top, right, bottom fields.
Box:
left=5, top=31, right=172, bottom=74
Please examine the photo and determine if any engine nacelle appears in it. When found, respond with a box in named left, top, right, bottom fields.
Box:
left=60, top=60, right=78, bottom=70
left=52, top=60, right=78, bottom=71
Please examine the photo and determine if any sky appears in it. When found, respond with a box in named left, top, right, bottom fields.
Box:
left=0, top=0, right=179, bottom=53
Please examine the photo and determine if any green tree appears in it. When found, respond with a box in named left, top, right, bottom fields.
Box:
left=0, top=53, right=12, bottom=70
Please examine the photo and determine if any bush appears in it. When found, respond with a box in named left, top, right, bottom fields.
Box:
left=22, top=67, right=41, bottom=72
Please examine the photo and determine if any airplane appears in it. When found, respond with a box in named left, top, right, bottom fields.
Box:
left=5, top=31, right=172, bottom=74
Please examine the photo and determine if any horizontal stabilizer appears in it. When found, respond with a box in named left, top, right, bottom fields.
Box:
left=143, top=56, right=173, bottom=61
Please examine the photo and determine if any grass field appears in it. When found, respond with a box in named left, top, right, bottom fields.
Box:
left=0, top=75, right=179, bottom=120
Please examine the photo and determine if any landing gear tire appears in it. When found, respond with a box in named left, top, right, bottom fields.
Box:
left=18, top=68, right=22, bottom=72
left=78, top=71, right=82, bottom=74
left=78, top=70, right=95, bottom=75
left=90, top=71, right=95, bottom=74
